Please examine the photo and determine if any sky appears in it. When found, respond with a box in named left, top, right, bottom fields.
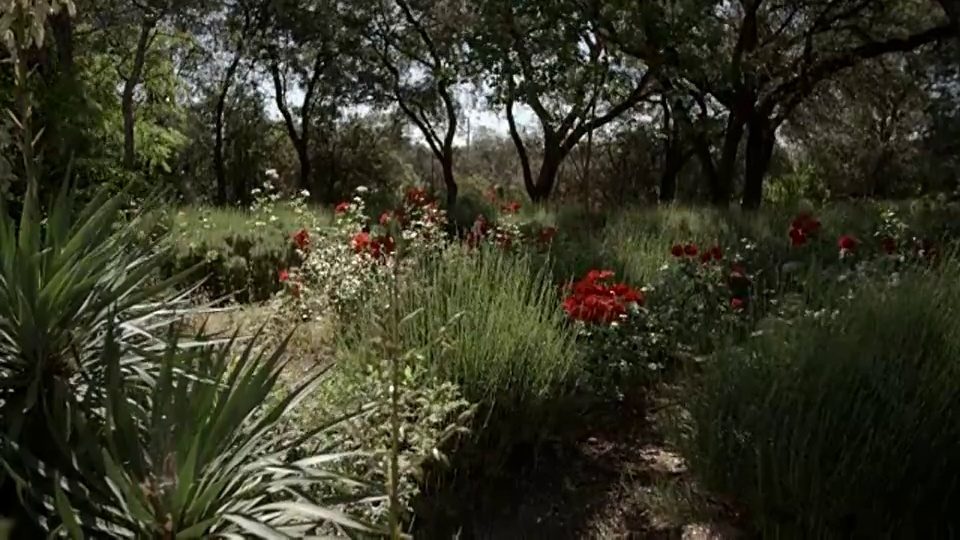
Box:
left=260, top=81, right=538, bottom=147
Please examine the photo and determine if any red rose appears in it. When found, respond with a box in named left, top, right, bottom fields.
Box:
left=792, top=212, right=820, bottom=235
left=405, top=187, right=430, bottom=206
left=838, top=235, right=858, bottom=252
left=700, top=252, right=712, bottom=263
left=278, top=269, right=289, bottom=282
left=683, top=244, right=698, bottom=256
left=352, top=231, right=371, bottom=253
left=710, top=246, right=723, bottom=261
left=292, top=228, right=310, bottom=250
left=670, top=244, right=684, bottom=257
left=501, top=200, right=521, bottom=213
left=789, top=227, right=807, bottom=246
left=335, top=201, right=350, bottom=214
left=731, top=297, right=745, bottom=310
left=584, top=269, right=615, bottom=283
left=379, top=212, right=392, bottom=226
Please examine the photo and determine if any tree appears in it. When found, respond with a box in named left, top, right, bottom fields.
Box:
left=470, top=0, right=657, bottom=202
left=261, top=0, right=361, bottom=200
left=353, top=0, right=468, bottom=210
left=97, top=0, right=211, bottom=170
left=604, top=0, right=954, bottom=208
left=211, top=0, right=268, bottom=205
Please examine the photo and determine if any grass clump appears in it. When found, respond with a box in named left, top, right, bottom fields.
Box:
left=678, top=261, right=960, bottom=538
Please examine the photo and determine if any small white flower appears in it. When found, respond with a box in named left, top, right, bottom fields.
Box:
left=269, top=215, right=279, bottom=222
left=355, top=185, right=369, bottom=194
left=300, top=189, right=310, bottom=198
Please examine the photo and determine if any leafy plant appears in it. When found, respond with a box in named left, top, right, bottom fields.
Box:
left=47, top=329, right=386, bottom=538
left=677, top=262, right=960, bottom=538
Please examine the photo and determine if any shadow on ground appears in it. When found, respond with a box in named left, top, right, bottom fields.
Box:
left=413, top=391, right=743, bottom=539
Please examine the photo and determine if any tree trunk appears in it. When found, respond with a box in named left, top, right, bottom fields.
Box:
left=214, top=51, right=243, bottom=206
left=713, top=112, right=746, bottom=206
left=742, top=115, right=776, bottom=210
left=660, top=146, right=688, bottom=203
left=441, top=153, right=457, bottom=210
left=122, top=20, right=156, bottom=170
left=296, top=143, right=311, bottom=193
left=530, top=147, right=562, bottom=202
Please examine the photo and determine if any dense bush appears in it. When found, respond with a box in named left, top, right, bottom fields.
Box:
left=334, top=247, right=583, bottom=475
left=679, top=262, right=960, bottom=538
left=157, top=204, right=327, bottom=302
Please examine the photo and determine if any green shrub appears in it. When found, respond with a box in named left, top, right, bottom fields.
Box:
left=335, top=247, right=582, bottom=475
left=158, top=205, right=324, bottom=302
left=678, top=262, right=960, bottom=538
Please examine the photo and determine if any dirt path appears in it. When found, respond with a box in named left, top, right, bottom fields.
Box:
left=416, top=392, right=744, bottom=539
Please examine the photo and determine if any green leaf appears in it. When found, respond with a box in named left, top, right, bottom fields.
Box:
left=52, top=478, right=84, bottom=540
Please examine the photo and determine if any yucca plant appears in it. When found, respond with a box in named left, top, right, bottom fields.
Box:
left=0, top=174, right=213, bottom=525
left=40, top=326, right=386, bottom=538
left=0, top=179, right=393, bottom=536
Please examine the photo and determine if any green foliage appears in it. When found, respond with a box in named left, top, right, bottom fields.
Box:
left=52, top=330, right=388, bottom=538
left=678, top=263, right=960, bottom=538
left=158, top=205, right=327, bottom=302
left=764, top=165, right=831, bottom=206
left=335, top=247, right=582, bottom=474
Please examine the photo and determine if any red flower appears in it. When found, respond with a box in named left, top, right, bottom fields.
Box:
left=792, top=212, right=821, bottom=235
left=563, top=270, right=641, bottom=323
left=405, top=187, right=430, bottom=206
left=700, top=252, right=712, bottom=264
left=501, top=201, right=521, bottom=213
left=838, top=235, right=858, bottom=252
left=683, top=244, right=698, bottom=256
left=881, top=237, right=896, bottom=254
left=789, top=212, right=819, bottom=247
left=278, top=269, right=289, bottom=282
left=292, top=228, right=310, bottom=250
left=352, top=231, right=371, bottom=253
left=335, top=201, right=350, bottom=214
left=379, top=212, right=392, bottom=227
left=584, top=269, right=615, bottom=282
left=670, top=244, right=684, bottom=257
left=789, top=227, right=807, bottom=246
left=472, top=215, right=489, bottom=237
left=612, top=282, right=644, bottom=304
left=710, top=246, right=723, bottom=261
left=537, top=226, right=557, bottom=249
left=731, top=297, right=745, bottom=310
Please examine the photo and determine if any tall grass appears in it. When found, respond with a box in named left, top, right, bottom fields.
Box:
left=678, top=259, right=960, bottom=538
left=335, top=247, right=582, bottom=474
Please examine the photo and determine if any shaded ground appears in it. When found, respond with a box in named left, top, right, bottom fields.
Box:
left=200, top=306, right=744, bottom=539
left=415, top=391, right=744, bottom=539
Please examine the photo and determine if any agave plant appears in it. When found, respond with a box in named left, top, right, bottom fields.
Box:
left=43, top=326, right=386, bottom=538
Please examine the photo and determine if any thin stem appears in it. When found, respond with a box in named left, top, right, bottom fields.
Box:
left=387, top=223, right=403, bottom=539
